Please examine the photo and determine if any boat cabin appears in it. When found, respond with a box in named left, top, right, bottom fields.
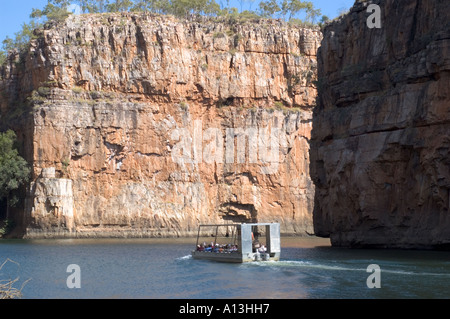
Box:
left=191, top=223, right=281, bottom=263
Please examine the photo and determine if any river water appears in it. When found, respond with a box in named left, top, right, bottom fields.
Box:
left=1, top=237, right=449, bottom=299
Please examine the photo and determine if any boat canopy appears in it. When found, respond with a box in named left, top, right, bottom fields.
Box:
left=192, top=223, right=281, bottom=262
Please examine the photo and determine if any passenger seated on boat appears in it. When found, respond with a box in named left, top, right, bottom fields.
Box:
left=252, top=240, right=260, bottom=252
left=258, top=245, right=267, bottom=253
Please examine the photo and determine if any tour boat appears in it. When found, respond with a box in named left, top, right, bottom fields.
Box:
left=191, top=223, right=281, bottom=263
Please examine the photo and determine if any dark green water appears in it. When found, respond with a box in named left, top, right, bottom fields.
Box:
left=1, top=237, right=449, bottom=299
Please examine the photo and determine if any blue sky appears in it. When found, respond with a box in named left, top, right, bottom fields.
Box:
left=0, top=0, right=354, bottom=44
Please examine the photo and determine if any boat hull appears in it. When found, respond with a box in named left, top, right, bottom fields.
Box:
left=191, top=251, right=280, bottom=263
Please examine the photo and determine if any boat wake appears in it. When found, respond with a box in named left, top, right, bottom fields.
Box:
left=177, top=255, right=192, bottom=261
left=244, top=259, right=450, bottom=277
left=178, top=255, right=450, bottom=278
left=244, top=260, right=365, bottom=272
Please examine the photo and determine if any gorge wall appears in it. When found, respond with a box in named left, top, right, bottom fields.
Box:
left=311, top=0, right=450, bottom=248
left=0, top=13, right=321, bottom=238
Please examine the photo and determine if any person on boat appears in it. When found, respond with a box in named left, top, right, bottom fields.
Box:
left=258, top=244, right=267, bottom=253
left=252, top=240, right=260, bottom=252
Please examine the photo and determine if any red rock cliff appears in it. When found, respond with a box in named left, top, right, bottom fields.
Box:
left=0, top=13, right=321, bottom=238
left=311, top=0, right=450, bottom=248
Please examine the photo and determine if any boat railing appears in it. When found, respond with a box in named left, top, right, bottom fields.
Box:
left=192, top=223, right=281, bottom=262
left=194, top=223, right=280, bottom=256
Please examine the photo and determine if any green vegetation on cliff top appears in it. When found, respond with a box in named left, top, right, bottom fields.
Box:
left=0, top=0, right=330, bottom=66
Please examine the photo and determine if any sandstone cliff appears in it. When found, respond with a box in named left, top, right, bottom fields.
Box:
left=311, top=0, right=450, bottom=248
left=0, top=13, right=321, bottom=238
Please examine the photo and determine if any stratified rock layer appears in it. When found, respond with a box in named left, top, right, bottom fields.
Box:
left=311, top=0, right=450, bottom=248
left=0, top=13, right=321, bottom=238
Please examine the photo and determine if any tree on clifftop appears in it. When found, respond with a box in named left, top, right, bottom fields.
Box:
left=0, top=130, right=30, bottom=212
left=0, top=0, right=325, bottom=67
left=259, top=0, right=321, bottom=23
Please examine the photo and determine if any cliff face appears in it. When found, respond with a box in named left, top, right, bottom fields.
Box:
left=311, top=0, right=450, bottom=248
left=0, top=13, right=321, bottom=238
